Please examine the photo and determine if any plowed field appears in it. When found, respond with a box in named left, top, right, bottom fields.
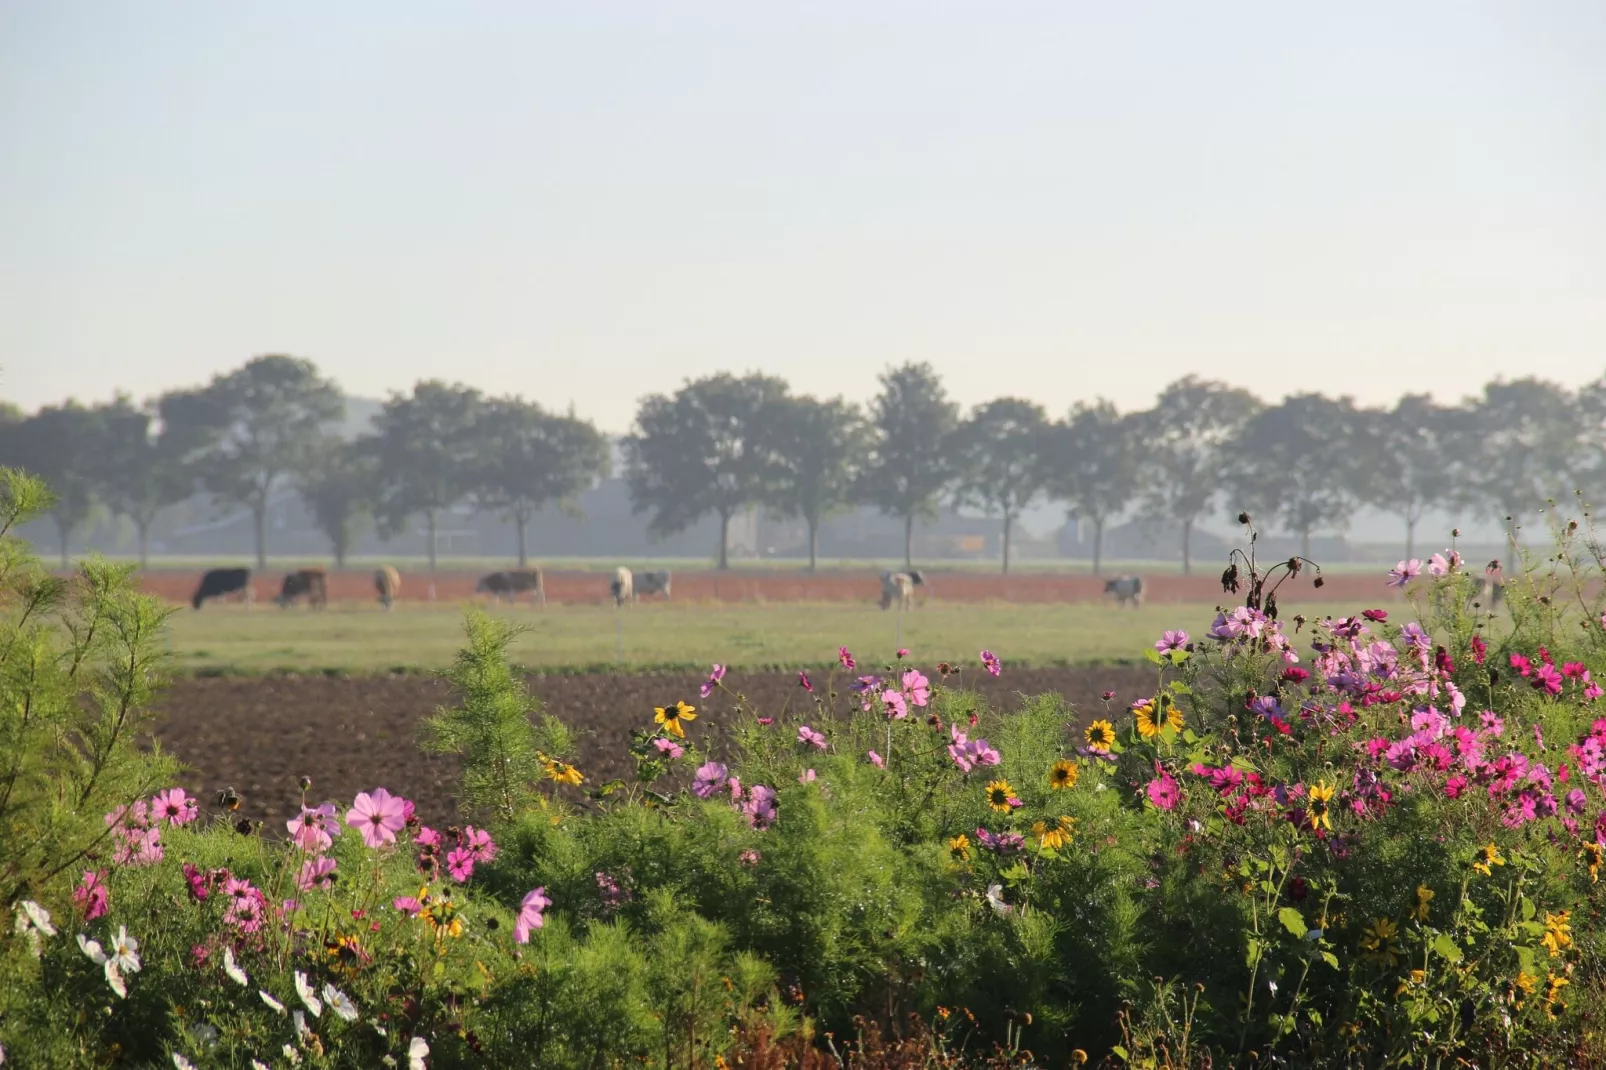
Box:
left=148, top=665, right=1154, bottom=831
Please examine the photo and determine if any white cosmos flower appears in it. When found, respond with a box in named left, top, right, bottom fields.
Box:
left=223, top=946, right=248, bottom=986
left=20, top=900, right=56, bottom=936
left=408, top=1036, right=430, bottom=1070
left=259, top=989, right=286, bottom=1014
left=78, top=934, right=108, bottom=964
left=251, top=1062, right=270, bottom=1070
left=984, top=883, right=1011, bottom=916
left=283, top=1044, right=302, bottom=1066
left=109, top=926, right=141, bottom=973
left=173, top=1055, right=197, bottom=1070
left=104, top=963, right=128, bottom=999
left=293, top=971, right=322, bottom=1017
left=188, top=1024, right=219, bottom=1050
left=322, top=983, right=358, bottom=1022
left=292, top=1010, right=311, bottom=1040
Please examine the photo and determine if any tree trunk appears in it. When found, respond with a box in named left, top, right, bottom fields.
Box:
left=1301, top=528, right=1311, bottom=562
left=253, top=503, right=268, bottom=570
left=1001, top=513, right=1012, bottom=574
left=807, top=516, right=819, bottom=573
left=1093, top=517, right=1104, bottom=577
left=516, top=514, right=529, bottom=568
left=426, top=509, right=438, bottom=572
left=136, top=517, right=150, bottom=569
left=1181, top=517, right=1193, bottom=576
left=1405, top=514, right=1416, bottom=561
left=717, top=510, right=730, bottom=571
left=54, top=516, right=69, bottom=569
left=903, top=514, right=914, bottom=568
left=333, top=526, right=347, bottom=570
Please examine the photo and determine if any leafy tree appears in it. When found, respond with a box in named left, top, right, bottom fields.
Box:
left=158, top=355, right=343, bottom=568
left=624, top=374, right=788, bottom=570
left=472, top=398, right=611, bottom=568
left=859, top=363, right=960, bottom=567
left=1358, top=394, right=1459, bottom=559
left=91, top=395, right=192, bottom=567
left=365, top=381, right=485, bottom=575
left=1043, top=400, right=1143, bottom=575
left=1228, top=393, right=1367, bottom=560
left=296, top=437, right=376, bottom=569
left=951, top=398, right=1051, bottom=574
left=1460, top=378, right=1587, bottom=544
left=0, top=403, right=104, bottom=567
left=1138, top=377, right=1261, bottom=574
left=763, top=396, right=869, bottom=572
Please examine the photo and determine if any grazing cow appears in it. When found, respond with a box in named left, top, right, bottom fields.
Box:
left=880, top=569, right=926, bottom=611
left=476, top=569, right=546, bottom=606
left=276, top=569, right=328, bottom=609
left=610, top=567, right=633, bottom=607
left=191, top=568, right=253, bottom=610
left=374, top=566, right=401, bottom=611
left=634, top=570, right=672, bottom=601
left=1103, top=575, right=1144, bottom=608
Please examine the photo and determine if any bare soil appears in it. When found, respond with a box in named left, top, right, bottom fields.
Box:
left=147, top=665, right=1155, bottom=831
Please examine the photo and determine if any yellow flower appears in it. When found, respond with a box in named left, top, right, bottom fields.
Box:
left=1581, top=841, right=1601, bottom=883
left=947, top=834, right=971, bottom=861
left=1515, top=970, right=1538, bottom=996
left=1032, top=819, right=1071, bottom=852
left=1135, top=695, right=1185, bottom=738
left=1408, top=969, right=1426, bottom=986
left=985, top=779, right=1017, bottom=813
left=1412, top=884, right=1434, bottom=922
left=420, top=890, right=464, bottom=939
left=1133, top=701, right=1161, bottom=739
left=1545, top=973, right=1569, bottom=1015
left=1542, top=911, right=1572, bottom=957
left=540, top=754, right=585, bottom=786
left=653, top=700, right=697, bottom=738
left=1306, top=780, right=1336, bottom=832
left=1472, top=842, right=1504, bottom=875
left=1084, top=720, right=1116, bottom=753
left=1359, top=917, right=1400, bottom=966
left=1049, top=760, right=1079, bottom=791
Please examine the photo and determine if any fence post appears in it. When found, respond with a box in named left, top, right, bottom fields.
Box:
left=615, top=604, right=623, bottom=662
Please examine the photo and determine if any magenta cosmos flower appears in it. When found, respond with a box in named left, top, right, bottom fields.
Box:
left=1146, top=772, right=1180, bottom=811
left=346, top=788, right=408, bottom=848
left=515, top=887, right=551, bottom=944
left=1154, top=631, right=1189, bottom=655
left=446, top=848, right=475, bottom=883
left=151, top=788, right=199, bottom=827
left=838, top=646, right=856, bottom=670
left=461, top=826, right=497, bottom=864
left=980, top=650, right=1001, bottom=677
left=797, top=670, right=813, bottom=693
left=882, top=690, right=909, bottom=720
left=1387, top=559, right=1421, bottom=588
left=691, top=761, right=727, bottom=799
left=72, top=870, right=109, bottom=920
left=798, top=725, right=828, bottom=750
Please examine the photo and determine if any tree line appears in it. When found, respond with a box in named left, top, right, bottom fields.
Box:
left=1, top=355, right=1600, bottom=573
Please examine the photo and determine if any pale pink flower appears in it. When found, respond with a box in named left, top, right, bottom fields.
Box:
left=1387, top=560, right=1422, bottom=588
left=882, top=690, right=908, bottom=720
left=797, top=725, right=828, bottom=750
left=296, top=857, right=337, bottom=892
left=515, top=887, right=551, bottom=943
left=900, top=669, right=930, bottom=707
left=151, top=788, right=199, bottom=827
left=346, top=788, right=407, bottom=848
left=461, top=826, right=497, bottom=864
left=287, top=803, right=340, bottom=853
left=867, top=750, right=885, bottom=768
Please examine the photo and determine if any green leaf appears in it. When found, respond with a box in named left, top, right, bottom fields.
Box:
left=1431, top=933, right=1463, bottom=963
left=1277, top=907, right=1308, bottom=938
left=1110, top=1045, right=1130, bottom=1063
left=1183, top=729, right=1200, bottom=745
left=1520, top=898, right=1537, bottom=922
left=1514, top=945, right=1536, bottom=976
left=1321, top=951, right=1340, bottom=969
left=1143, top=647, right=1165, bottom=665
left=1246, top=937, right=1264, bottom=967
left=1168, top=649, right=1191, bottom=665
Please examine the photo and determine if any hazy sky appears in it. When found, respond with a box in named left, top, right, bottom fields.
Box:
left=3, top=2, right=1604, bottom=433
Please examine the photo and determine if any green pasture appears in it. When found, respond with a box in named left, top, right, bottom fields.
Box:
left=161, top=599, right=1366, bottom=675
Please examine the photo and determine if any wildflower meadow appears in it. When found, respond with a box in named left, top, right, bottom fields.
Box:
left=3, top=466, right=1606, bottom=1068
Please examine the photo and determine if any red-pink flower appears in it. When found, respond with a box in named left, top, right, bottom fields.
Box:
left=1443, top=775, right=1468, bottom=799
left=446, top=848, right=474, bottom=883
left=980, top=650, right=1001, bottom=677
left=1145, top=773, right=1180, bottom=811
left=882, top=690, right=908, bottom=720
left=346, top=788, right=408, bottom=848
left=798, top=670, right=813, bottom=693
left=515, top=887, right=551, bottom=943
left=151, top=788, right=198, bottom=827
left=838, top=646, right=856, bottom=670
left=416, top=826, right=442, bottom=849
left=896, top=647, right=910, bottom=659
left=1532, top=662, right=1563, bottom=696
left=72, top=870, right=108, bottom=920
left=461, top=826, right=497, bottom=864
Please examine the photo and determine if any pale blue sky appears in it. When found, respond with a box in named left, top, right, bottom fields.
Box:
left=3, top=1, right=1603, bottom=433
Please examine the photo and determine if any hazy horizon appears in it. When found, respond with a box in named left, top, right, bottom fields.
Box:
left=4, top=2, right=1604, bottom=433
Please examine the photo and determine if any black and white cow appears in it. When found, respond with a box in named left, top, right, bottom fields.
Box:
left=1103, top=575, right=1144, bottom=608
left=634, top=570, right=672, bottom=601
left=880, top=569, right=926, bottom=611
left=476, top=569, right=546, bottom=606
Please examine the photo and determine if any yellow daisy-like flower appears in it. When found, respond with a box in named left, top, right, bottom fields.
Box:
left=947, top=834, right=971, bottom=861
left=1306, top=780, right=1336, bottom=832
left=1049, top=760, right=1079, bottom=791
left=1134, top=696, right=1184, bottom=739
left=1472, top=842, right=1505, bottom=875
left=1031, top=818, right=1072, bottom=852
left=1581, top=841, right=1602, bottom=883
left=420, top=890, right=464, bottom=939
left=1542, top=911, right=1572, bottom=958
left=653, top=700, right=698, bottom=739
left=1084, top=719, right=1116, bottom=753
left=985, top=779, right=1017, bottom=813
left=1515, top=970, right=1539, bottom=997
left=1412, top=884, right=1434, bottom=922
left=1359, top=917, right=1400, bottom=966
left=540, top=754, right=585, bottom=786
left=1545, top=973, right=1569, bottom=1016
left=1133, top=701, right=1161, bottom=739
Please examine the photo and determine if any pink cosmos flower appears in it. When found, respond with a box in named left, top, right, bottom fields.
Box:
left=882, top=690, right=908, bottom=720
left=653, top=737, right=685, bottom=759
left=181, top=862, right=210, bottom=901
left=516, top=888, right=551, bottom=943
left=798, top=670, right=813, bottom=693
left=699, top=664, right=726, bottom=698
left=446, top=848, right=474, bottom=883
left=739, top=849, right=762, bottom=866
left=838, top=646, right=856, bottom=670
left=105, top=799, right=150, bottom=830
left=1443, top=775, right=1468, bottom=798
left=287, top=803, right=340, bottom=853
left=1362, top=609, right=1388, bottom=622
left=151, top=788, right=199, bottom=827
left=756, top=717, right=774, bottom=726
left=1532, top=663, right=1563, bottom=696
left=113, top=826, right=163, bottom=866
left=867, top=750, right=884, bottom=768
left=416, top=826, right=443, bottom=849
left=1387, top=560, right=1421, bottom=588
left=1427, top=553, right=1450, bottom=577
left=798, top=769, right=816, bottom=784
left=346, top=788, right=408, bottom=848
left=797, top=725, right=828, bottom=750
left=72, top=870, right=109, bottom=920
left=1585, top=671, right=1604, bottom=702
left=595, top=871, right=628, bottom=908
left=461, top=826, right=497, bottom=864
left=1155, top=630, right=1189, bottom=654
left=391, top=895, right=424, bottom=916
left=1563, top=662, right=1587, bottom=680
left=296, top=857, right=338, bottom=892
left=980, top=650, right=1001, bottom=677
left=742, top=785, right=778, bottom=830
left=896, top=647, right=910, bottom=659
left=691, top=761, right=727, bottom=799
left=1566, top=788, right=1589, bottom=814
left=223, top=878, right=267, bottom=933
left=901, top=669, right=930, bottom=707
left=1145, top=773, right=1180, bottom=811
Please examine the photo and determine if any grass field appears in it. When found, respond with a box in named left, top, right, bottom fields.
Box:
left=162, top=599, right=1364, bottom=674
